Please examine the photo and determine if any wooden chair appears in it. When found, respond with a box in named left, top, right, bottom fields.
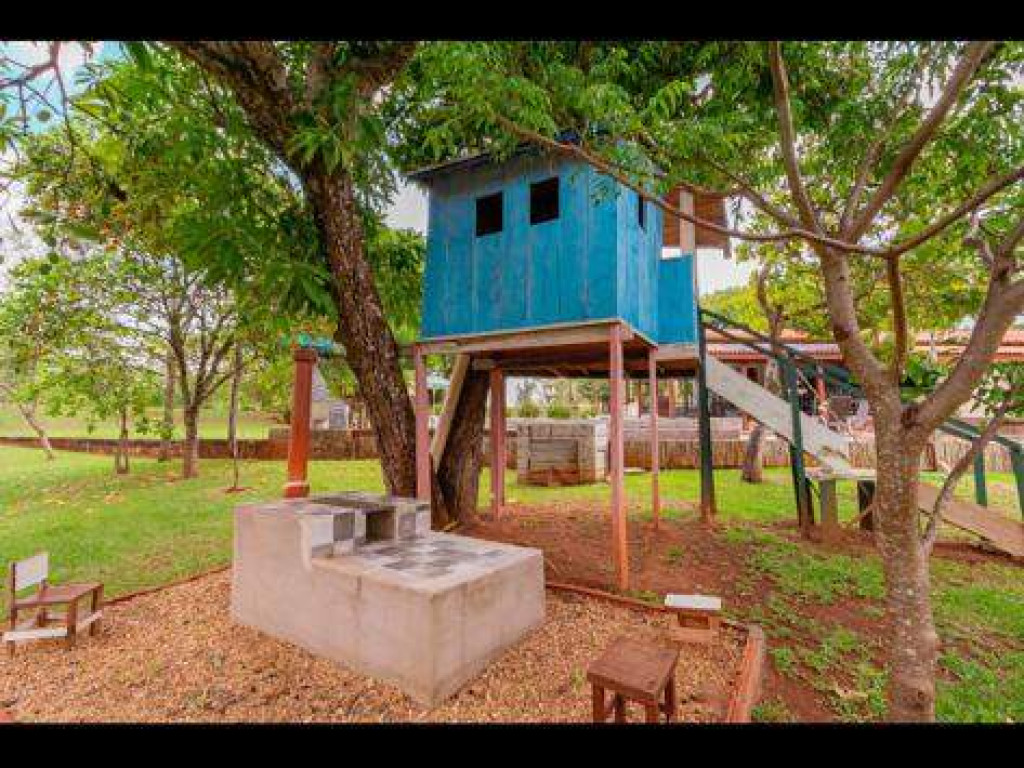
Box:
left=4, top=553, right=103, bottom=655
left=587, top=635, right=679, bottom=723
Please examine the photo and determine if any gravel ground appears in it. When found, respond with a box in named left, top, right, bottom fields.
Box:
left=0, top=571, right=742, bottom=723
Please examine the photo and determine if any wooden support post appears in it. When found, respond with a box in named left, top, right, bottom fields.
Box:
left=857, top=480, right=876, bottom=531
left=696, top=322, right=717, bottom=522
left=283, top=347, right=317, bottom=499
left=819, top=478, right=840, bottom=544
left=490, top=367, right=506, bottom=518
left=815, top=372, right=827, bottom=411
left=413, top=344, right=431, bottom=502
left=648, top=352, right=660, bottom=530
left=609, top=323, right=629, bottom=591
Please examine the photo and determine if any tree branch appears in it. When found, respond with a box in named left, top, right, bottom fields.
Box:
left=767, top=41, right=820, bottom=231
left=845, top=41, right=998, bottom=242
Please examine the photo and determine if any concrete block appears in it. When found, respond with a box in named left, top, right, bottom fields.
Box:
left=232, top=495, right=545, bottom=707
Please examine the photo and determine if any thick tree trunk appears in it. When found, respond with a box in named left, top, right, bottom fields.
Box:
left=303, top=169, right=484, bottom=523
left=227, top=341, right=243, bottom=490
left=182, top=405, right=200, bottom=479
left=872, top=402, right=939, bottom=721
left=115, top=407, right=130, bottom=475
left=433, top=369, right=490, bottom=528
left=18, top=403, right=55, bottom=461
left=741, top=423, right=766, bottom=483
left=158, top=350, right=175, bottom=463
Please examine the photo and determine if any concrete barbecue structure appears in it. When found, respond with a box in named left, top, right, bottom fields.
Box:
left=232, top=492, right=545, bottom=706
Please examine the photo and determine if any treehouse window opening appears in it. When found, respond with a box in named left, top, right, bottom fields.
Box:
left=529, top=177, right=560, bottom=225
left=475, top=192, right=504, bottom=237
left=637, top=192, right=646, bottom=230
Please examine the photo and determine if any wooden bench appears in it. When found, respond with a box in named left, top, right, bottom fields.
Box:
left=664, top=593, right=722, bottom=644
left=587, top=635, right=679, bottom=723
left=4, top=553, right=104, bottom=654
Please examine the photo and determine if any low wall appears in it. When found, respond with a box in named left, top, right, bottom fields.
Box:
left=0, top=435, right=287, bottom=460
left=3, top=426, right=1019, bottom=474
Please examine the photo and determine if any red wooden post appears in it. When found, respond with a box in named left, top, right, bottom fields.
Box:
left=609, top=323, right=629, bottom=591
left=283, top=347, right=317, bottom=499
left=815, top=373, right=828, bottom=410
left=490, top=367, right=506, bottom=518
left=413, top=345, right=431, bottom=502
left=649, top=352, right=660, bottom=530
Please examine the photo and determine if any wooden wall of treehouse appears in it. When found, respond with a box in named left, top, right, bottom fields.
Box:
left=417, top=153, right=700, bottom=345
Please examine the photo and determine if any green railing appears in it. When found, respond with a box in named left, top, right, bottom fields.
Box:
left=698, top=306, right=1024, bottom=521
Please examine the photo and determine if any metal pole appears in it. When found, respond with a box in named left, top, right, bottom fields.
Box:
left=973, top=451, right=988, bottom=508
left=784, top=357, right=811, bottom=533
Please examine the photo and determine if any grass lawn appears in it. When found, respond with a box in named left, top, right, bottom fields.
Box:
left=0, top=404, right=282, bottom=440
left=1, top=444, right=1021, bottom=722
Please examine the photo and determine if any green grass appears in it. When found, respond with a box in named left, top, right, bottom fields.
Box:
left=0, top=447, right=386, bottom=608
left=1, top=445, right=1022, bottom=722
left=0, top=404, right=282, bottom=440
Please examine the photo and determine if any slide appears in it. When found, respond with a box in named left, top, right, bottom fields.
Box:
left=703, top=354, right=854, bottom=475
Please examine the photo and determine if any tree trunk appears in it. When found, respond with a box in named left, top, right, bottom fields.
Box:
left=17, top=402, right=55, bottom=460
left=303, top=169, right=484, bottom=523
left=115, top=407, right=130, bottom=475
left=158, top=349, right=175, bottom=463
left=182, top=405, right=200, bottom=479
left=873, top=404, right=939, bottom=721
left=741, top=423, right=766, bottom=483
left=227, top=341, right=243, bottom=490
left=433, top=369, right=490, bottom=528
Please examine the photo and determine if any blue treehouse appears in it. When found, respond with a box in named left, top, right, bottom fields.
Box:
left=411, top=149, right=705, bottom=349
left=408, top=144, right=728, bottom=591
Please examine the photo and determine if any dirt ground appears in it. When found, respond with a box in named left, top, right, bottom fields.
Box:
left=461, top=498, right=1020, bottom=721
left=0, top=570, right=743, bottom=723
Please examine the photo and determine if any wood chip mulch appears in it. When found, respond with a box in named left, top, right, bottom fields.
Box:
left=0, top=571, right=742, bottom=723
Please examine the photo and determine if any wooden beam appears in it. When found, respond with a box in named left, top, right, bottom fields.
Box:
left=430, top=353, right=469, bottom=461
left=417, top=318, right=645, bottom=356
left=490, top=368, right=506, bottom=518
left=413, top=345, right=431, bottom=502
left=649, top=351, right=660, bottom=530
left=283, top=347, right=317, bottom=499
left=609, top=323, right=629, bottom=591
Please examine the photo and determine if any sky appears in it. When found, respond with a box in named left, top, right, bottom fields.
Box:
left=0, top=41, right=753, bottom=296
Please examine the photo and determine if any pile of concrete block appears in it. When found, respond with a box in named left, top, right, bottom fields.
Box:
left=299, top=491, right=432, bottom=558
left=516, top=418, right=608, bottom=486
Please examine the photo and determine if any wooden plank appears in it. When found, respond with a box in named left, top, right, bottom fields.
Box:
left=430, top=353, right=469, bottom=461
left=917, top=482, right=1024, bottom=558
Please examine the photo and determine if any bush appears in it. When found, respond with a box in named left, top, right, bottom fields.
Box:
left=546, top=404, right=572, bottom=419
left=518, top=402, right=541, bottom=418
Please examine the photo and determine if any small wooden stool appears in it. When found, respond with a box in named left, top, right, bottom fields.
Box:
left=664, top=594, right=722, bottom=644
left=586, top=635, right=679, bottom=723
